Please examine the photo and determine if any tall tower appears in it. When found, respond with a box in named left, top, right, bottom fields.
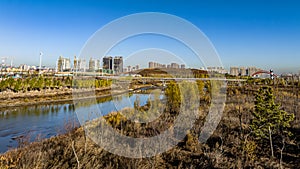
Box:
left=39, top=52, right=43, bottom=70
left=57, top=56, right=63, bottom=72
left=149, top=62, right=154, bottom=68
left=74, top=56, right=78, bottom=71
left=113, top=56, right=123, bottom=74
left=230, top=67, right=239, bottom=76
left=103, top=56, right=113, bottom=70
left=89, top=57, right=96, bottom=72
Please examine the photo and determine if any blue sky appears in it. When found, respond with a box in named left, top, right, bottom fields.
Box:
left=0, top=0, right=299, bottom=73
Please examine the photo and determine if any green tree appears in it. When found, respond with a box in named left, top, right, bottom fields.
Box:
left=165, top=81, right=181, bottom=113
left=196, top=80, right=205, bottom=96
left=13, top=79, right=22, bottom=92
left=250, top=86, right=294, bottom=158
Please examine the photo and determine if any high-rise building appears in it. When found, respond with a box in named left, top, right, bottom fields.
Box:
left=247, top=67, right=258, bottom=76
left=230, top=67, right=239, bottom=76
left=171, top=63, right=180, bottom=69
left=240, top=67, right=247, bottom=76
left=57, top=56, right=71, bottom=72
left=19, top=64, right=30, bottom=71
left=149, top=62, right=155, bottom=68
left=89, top=58, right=100, bottom=72
left=73, top=56, right=78, bottom=71
left=114, top=56, right=123, bottom=74
left=149, top=61, right=183, bottom=69
left=77, top=59, right=86, bottom=72
left=57, top=56, right=63, bottom=72
left=89, top=58, right=95, bottom=72
left=135, top=65, right=139, bottom=70
left=149, top=62, right=165, bottom=68
left=103, top=56, right=113, bottom=70
left=127, top=66, right=132, bottom=72
left=207, top=67, right=227, bottom=74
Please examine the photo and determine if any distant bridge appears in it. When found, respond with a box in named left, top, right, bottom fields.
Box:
left=251, top=70, right=277, bottom=77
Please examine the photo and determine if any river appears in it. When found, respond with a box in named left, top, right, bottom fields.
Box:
left=0, top=92, right=155, bottom=153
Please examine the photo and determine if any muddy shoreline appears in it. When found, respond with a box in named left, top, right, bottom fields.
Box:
left=0, top=84, right=154, bottom=110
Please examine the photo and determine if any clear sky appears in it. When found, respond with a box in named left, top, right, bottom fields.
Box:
left=0, top=0, right=299, bottom=73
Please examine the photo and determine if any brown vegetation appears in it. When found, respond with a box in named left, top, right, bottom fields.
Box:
left=0, top=79, right=300, bottom=168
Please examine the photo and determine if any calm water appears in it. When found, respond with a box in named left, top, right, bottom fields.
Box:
left=0, top=93, right=152, bottom=153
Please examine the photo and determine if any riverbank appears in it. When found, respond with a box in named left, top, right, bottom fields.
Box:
left=1, top=91, right=299, bottom=168
left=0, top=84, right=153, bottom=110
left=1, top=83, right=299, bottom=168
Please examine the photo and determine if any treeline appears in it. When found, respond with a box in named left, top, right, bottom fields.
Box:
left=0, top=76, right=112, bottom=93
left=137, top=68, right=210, bottom=78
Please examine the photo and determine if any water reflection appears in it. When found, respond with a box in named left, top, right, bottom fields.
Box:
left=0, top=92, right=155, bottom=153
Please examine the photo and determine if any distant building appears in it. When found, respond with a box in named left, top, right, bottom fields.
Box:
left=135, top=65, right=139, bottom=70
left=78, top=59, right=86, bottom=72
left=114, top=56, right=123, bottom=74
left=240, top=67, right=247, bottom=76
left=248, top=67, right=258, bottom=76
left=229, top=66, right=262, bottom=77
left=30, top=66, right=37, bottom=70
left=74, top=56, right=78, bottom=71
left=127, top=66, right=132, bottom=72
left=124, top=64, right=140, bottom=72
left=73, top=58, right=86, bottom=72
left=171, top=63, right=179, bottom=69
left=103, top=56, right=113, bottom=70
left=149, top=61, right=184, bottom=69
left=207, top=67, right=227, bottom=74
left=57, top=56, right=62, bottom=72
left=19, top=64, right=30, bottom=71
left=57, top=56, right=71, bottom=72
left=149, top=62, right=161, bottom=68
left=89, top=58, right=100, bottom=72
left=230, top=67, right=239, bottom=76
left=149, top=62, right=155, bottom=68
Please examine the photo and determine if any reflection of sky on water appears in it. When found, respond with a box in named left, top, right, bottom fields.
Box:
left=76, top=94, right=151, bottom=124
left=0, top=93, right=153, bottom=153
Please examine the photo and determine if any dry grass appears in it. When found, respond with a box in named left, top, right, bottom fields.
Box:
left=0, top=84, right=299, bottom=168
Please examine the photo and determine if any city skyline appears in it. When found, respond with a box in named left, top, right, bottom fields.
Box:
left=1, top=55, right=298, bottom=75
left=0, top=0, right=300, bottom=73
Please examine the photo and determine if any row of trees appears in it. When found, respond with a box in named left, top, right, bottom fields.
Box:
left=73, top=79, right=112, bottom=89
left=0, top=76, right=112, bottom=93
left=164, top=81, right=209, bottom=112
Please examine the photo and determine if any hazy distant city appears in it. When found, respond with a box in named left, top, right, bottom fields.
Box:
left=1, top=55, right=298, bottom=79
